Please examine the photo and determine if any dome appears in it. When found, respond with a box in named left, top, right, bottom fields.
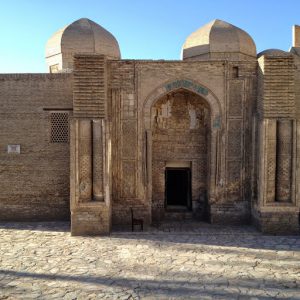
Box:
left=257, top=49, right=290, bottom=58
left=182, top=19, right=256, bottom=60
left=45, top=18, right=121, bottom=72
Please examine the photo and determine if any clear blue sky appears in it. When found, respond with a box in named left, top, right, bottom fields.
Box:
left=1, top=0, right=300, bottom=73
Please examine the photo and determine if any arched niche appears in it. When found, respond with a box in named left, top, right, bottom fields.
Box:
left=142, top=79, right=223, bottom=222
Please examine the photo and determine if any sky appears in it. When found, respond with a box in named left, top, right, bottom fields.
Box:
left=1, top=0, right=300, bottom=73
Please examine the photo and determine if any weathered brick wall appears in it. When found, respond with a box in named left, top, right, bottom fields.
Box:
left=108, top=61, right=149, bottom=225
left=108, top=60, right=226, bottom=225
left=210, top=201, right=251, bottom=224
left=212, top=62, right=257, bottom=224
left=252, top=209, right=299, bottom=235
left=258, top=55, right=295, bottom=118
left=108, top=59, right=257, bottom=225
left=70, top=54, right=112, bottom=235
left=295, top=56, right=300, bottom=120
left=253, top=53, right=300, bottom=235
left=294, top=56, right=300, bottom=211
left=0, top=74, right=73, bottom=220
left=73, top=54, right=107, bottom=118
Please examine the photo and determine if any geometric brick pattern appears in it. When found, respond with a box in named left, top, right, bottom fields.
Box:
left=227, top=120, right=242, bottom=158
left=50, top=112, right=69, bottom=143
left=275, top=120, right=293, bottom=202
left=228, top=80, right=243, bottom=117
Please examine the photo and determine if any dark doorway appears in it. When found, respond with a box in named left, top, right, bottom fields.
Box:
left=165, top=168, right=191, bottom=209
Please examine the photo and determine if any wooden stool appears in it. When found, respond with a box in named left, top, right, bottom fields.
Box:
left=131, top=208, right=143, bottom=232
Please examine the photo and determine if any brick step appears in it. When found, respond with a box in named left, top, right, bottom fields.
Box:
left=164, top=211, right=194, bottom=221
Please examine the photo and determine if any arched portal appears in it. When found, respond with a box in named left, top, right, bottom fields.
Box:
left=143, top=79, right=222, bottom=223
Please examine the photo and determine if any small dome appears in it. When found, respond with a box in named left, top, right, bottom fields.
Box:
left=182, top=19, right=256, bottom=60
left=45, top=18, right=120, bottom=72
left=257, top=49, right=290, bottom=58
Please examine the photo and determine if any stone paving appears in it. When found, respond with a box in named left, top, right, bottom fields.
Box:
left=0, top=222, right=300, bottom=300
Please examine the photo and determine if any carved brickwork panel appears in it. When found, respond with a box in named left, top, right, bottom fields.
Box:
left=229, top=81, right=244, bottom=117
left=227, top=120, right=242, bottom=159
left=121, top=160, right=136, bottom=198
left=113, top=91, right=138, bottom=199
left=121, top=121, right=137, bottom=160
left=226, top=79, right=245, bottom=201
left=226, top=160, right=242, bottom=201
left=227, top=121, right=242, bottom=201
left=276, top=120, right=293, bottom=202
left=78, top=120, right=92, bottom=201
left=265, top=120, right=277, bottom=203
left=92, top=120, right=104, bottom=201
left=122, top=93, right=136, bottom=119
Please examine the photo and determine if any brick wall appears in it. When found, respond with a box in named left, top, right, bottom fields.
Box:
left=0, top=74, right=73, bottom=220
left=252, top=208, right=299, bottom=235
left=108, top=59, right=257, bottom=226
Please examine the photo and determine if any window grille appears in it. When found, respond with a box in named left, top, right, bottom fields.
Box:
left=50, top=112, right=69, bottom=143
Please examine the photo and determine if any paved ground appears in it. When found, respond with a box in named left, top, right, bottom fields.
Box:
left=0, top=222, right=300, bottom=300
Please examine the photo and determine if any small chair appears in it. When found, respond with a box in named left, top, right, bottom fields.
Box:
left=131, top=208, right=143, bottom=232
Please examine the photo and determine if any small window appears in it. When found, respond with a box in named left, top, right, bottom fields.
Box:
left=50, top=112, right=69, bottom=143
left=50, top=64, right=59, bottom=73
left=232, top=66, right=239, bottom=78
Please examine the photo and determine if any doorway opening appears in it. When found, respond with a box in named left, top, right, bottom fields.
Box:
left=165, top=168, right=191, bottom=210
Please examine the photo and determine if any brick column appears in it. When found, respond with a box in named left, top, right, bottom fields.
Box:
left=265, top=119, right=277, bottom=203
left=276, top=120, right=293, bottom=202
left=71, top=54, right=111, bottom=235
left=79, top=120, right=92, bottom=201
left=92, top=119, right=104, bottom=201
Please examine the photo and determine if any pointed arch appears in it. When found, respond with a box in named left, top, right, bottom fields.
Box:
left=142, top=78, right=223, bottom=222
left=143, top=78, right=222, bottom=131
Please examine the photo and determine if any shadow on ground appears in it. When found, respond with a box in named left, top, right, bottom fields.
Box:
left=0, top=221, right=70, bottom=232
left=0, top=269, right=298, bottom=299
left=0, top=221, right=299, bottom=252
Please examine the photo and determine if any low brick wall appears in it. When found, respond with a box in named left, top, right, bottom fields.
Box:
left=210, top=202, right=251, bottom=225
left=253, top=210, right=300, bottom=235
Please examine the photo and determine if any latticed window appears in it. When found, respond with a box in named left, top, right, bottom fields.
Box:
left=50, top=112, right=69, bottom=143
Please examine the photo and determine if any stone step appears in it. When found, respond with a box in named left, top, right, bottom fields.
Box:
left=164, top=211, right=194, bottom=221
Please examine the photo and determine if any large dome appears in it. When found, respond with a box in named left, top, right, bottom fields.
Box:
left=182, top=19, right=256, bottom=61
left=45, top=18, right=121, bottom=72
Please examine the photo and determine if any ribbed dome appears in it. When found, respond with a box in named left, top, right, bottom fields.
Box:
left=182, top=19, right=256, bottom=60
left=45, top=18, right=120, bottom=72
left=257, top=49, right=290, bottom=58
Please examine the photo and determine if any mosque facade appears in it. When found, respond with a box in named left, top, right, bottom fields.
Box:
left=1, top=18, right=300, bottom=235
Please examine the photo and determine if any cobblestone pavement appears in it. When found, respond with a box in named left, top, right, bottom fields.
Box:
left=0, top=222, right=300, bottom=300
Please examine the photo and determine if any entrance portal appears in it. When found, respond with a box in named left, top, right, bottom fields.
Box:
left=150, top=89, right=210, bottom=221
left=165, top=168, right=191, bottom=210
